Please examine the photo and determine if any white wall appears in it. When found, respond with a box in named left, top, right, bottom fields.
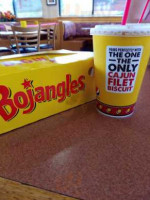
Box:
left=41, top=0, right=59, bottom=18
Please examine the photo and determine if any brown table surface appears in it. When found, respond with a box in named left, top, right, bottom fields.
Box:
left=0, top=67, right=150, bottom=200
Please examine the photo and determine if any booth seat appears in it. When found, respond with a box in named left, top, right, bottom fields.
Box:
left=59, top=20, right=119, bottom=51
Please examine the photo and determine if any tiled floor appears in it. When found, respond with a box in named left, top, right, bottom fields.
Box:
left=0, top=68, right=150, bottom=200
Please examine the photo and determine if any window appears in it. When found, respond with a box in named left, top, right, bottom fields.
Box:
left=59, top=0, right=126, bottom=16
left=94, top=0, right=126, bottom=16
left=0, top=0, right=14, bottom=13
left=14, top=0, right=43, bottom=18
left=59, top=0, right=93, bottom=16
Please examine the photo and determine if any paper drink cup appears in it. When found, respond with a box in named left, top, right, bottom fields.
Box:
left=34, top=21, right=39, bottom=25
left=20, top=21, right=27, bottom=28
left=90, top=24, right=150, bottom=118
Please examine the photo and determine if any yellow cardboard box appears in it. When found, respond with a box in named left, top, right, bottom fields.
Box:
left=0, top=51, right=95, bottom=134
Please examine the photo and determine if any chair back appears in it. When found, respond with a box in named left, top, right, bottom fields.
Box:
left=4, top=24, right=15, bottom=49
left=11, top=25, right=41, bottom=54
left=40, top=24, right=57, bottom=50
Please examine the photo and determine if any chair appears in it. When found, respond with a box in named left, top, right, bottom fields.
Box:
left=11, top=25, right=41, bottom=54
left=40, top=24, right=57, bottom=51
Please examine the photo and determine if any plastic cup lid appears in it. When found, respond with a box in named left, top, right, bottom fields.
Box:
left=90, top=23, right=150, bottom=36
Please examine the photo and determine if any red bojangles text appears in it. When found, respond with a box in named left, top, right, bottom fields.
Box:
left=0, top=74, right=85, bottom=121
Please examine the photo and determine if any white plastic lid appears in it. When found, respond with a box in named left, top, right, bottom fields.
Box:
left=90, top=23, right=150, bottom=36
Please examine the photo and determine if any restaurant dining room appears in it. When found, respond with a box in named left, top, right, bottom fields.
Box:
left=0, top=0, right=150, bottom=200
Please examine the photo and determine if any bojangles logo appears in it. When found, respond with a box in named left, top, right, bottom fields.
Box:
left=0, top=74, right=85, bottom=122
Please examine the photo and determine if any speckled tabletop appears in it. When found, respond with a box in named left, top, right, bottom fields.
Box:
left=0, top=67, right=150, bottom=200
